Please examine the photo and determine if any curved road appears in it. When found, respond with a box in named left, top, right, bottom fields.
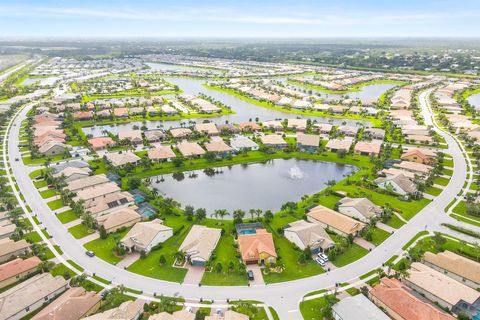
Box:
left=4, top=88, right=479, bottom=319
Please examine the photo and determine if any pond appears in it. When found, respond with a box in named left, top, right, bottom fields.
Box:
left=468, top=92, right=480, bottom=110
left=82, top=77, right=371, bottom=136
left=147, top=158, right=357, bottom=216
left=20, top=77, right=59, bottom=86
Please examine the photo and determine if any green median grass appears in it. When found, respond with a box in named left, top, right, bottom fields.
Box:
left=402, top=231, right=429, bottom=250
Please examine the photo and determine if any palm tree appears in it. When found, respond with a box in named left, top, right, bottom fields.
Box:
left=249, top=209, right=256, bottom=220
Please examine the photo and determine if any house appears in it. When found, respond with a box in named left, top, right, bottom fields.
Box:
left=0, top=273, right=68, bottom=320
left=307, top=205, right=365, bottom=237
left=205, top=310, right=249, bottom=320
left=260, top=134, right=287, bottom=150
left=74, top=111, right=93, bottom=121
left=364, top=128, right=386, bottom=140
left=369, top=278, right=455, bottom=320
left=354, top=141, right=381, bottom=156
left=128, top=107, right=144, bottom=116
left=96, top=109, right=111, bottom=119
left=53, top=166, right=91, bottom=183
left=230, top=135, right=259, bottom=151
left=144, top=130, right=165, bottom=143
left=314, top=123, right=333, bottom=134
left=404, top=262, right=480, bottom=314
left=297, top=134, right=320, bottom=152
left=87, top=192, right=134, bottom=217
left=287, top=118, right=308, bottom=131
left=337, top=125, right=358, bottom=137
left=422, top=251, right=480, bottom=289
left=74, top=182, right=121, bottom=206
left=0, top=224, right=16, bottom=240
left=96, top=207, right=143, bottom=234
left=88, top=137, right=115, bottom=151
left=177, top=141, right=206, bottom=157
left=0, top=257, right=41, bottom=289
left=83, top=300, right=144, bottom=320
left=150, top=310, right=195, bottom=320
left=217, top=124, right=241, bottom=134
left=239, top=122, right=261, bottom=132
left=66, top=174, right=110, bottom=193
left=284, top=220, right=334, bottom=253
left=204, top=140, right=233, bottom=156
left=32, top=287, right=102, bottom=320
left=105, top=152, right=141, bottom=167
left=401, top=148, right=436, bottom=165
left=147, top=106, right=160, bottom=115
left=148, top=146, right=176, bottom=161
left=113, top=107, right=129, bottom=118
left=195, top=122, right=219, bottom=136
left=393, top=161, right=432, bottom=176
left=38, top=140, right=68, bottom=156
left=325, top=139, right=352, bottom=153
left=70, top=146, right=91, bottom=157
left=263, top=120, right=283, bottom=132
left=337, top=197, right=382, bottom=222
left=179, top=225, right=221, bottom=266
left=405, top=134, right=433, bottom=145
left=292, top=100, right=312, bottom=110
left=277, top=97, right=293, bottom=106
left=170, top=128, right=192, bottom=139
left=118, top=130, right=143, bottom=145
left=238, top=229, right=277, bottom=265
left=121, top=219, right=173, bottom=254
left=0, top=239, right=30, bottom=263
left=332, top=293, right=389, bottom=320
left=374, top=173, right=416, bottom=196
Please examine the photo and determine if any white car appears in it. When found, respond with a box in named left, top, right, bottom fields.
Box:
left=315, top=257, right=326, bottom=266
left=317, top=253, right=329, bottom=261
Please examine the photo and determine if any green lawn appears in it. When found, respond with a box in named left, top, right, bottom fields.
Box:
left=39, top=188, right=58, bottom=199
left=56, top=210, right=78, bottom=224
left=433, top=176, right=449, bottom=186
left=84, top=229, right=130, bottom=265
left=331, top=243, right=369, bottom=268
left=33, top=180, right=48, bottom=188
left=425, top=186, right=442, bottom=196
left=47, top=199, right=65, bottom=210
left=300, top=296, right=336, bottom=320
left=369, top=227, right=391, bottom=246
left=402, top=231, right=429, bottom=250
left=51, top=263, right=76, bottom=278
left=383, top=215, right=405, bottom=229
left=68, top=223, right=95, bottom=239
left=22, top=231, right=42, bottom=243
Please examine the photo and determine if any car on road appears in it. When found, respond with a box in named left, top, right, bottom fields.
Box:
left=247, top=270, right=254, bottom=280
left=14, top=158, right=19, bottom=162
left=317, top=253, right=328, bottom=261
left=85, top=250, right=95, bottom=257
left=315, top=257, right=326, bottom=266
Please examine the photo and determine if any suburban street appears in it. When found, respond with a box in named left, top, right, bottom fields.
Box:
left=3, top=85, right=479, bottom=319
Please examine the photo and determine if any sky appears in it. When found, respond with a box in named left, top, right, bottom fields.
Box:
left=0, top=0, right=479, bottom=38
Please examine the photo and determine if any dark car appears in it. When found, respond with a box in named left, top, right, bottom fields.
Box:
left=85, top=250, right=95, bottom=257
left=247, top=270, right=254, bottom=281
left=14, top=158, right=19, bottom=162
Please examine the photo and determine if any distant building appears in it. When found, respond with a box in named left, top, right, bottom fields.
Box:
left=332, top=294, right=389, bottom=320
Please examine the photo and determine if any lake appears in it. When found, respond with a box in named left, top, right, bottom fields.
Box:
left=468, top=92, right=480, bottom=110
left=147, top=158, right=357, bottom=216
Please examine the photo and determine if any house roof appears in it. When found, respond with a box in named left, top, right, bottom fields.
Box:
left=238, top=229, right=277, bottom=261
left=0, top=256, right=41, bottom=282
left=118, top=130, right=142, bottom=142
left=96, top=207, right=142, bottom=232
left=325, top=139, right=352, bottom=151
left=74, top=182, right=120, bottom=202
left=230, top=135, right=258, bottom=149
left=0, top=274, right=67, bottom=320
left=260, top=134, right=287, bottom=145
left=87, top=192, right=134, bottom=215
left=332, top=293, right=389, bottom=320
left=307, top=205, right=365, bottom=235
left=170, top=128, right=192, bottom=138
left=370, top=278, right=454, bottom=320
left=394, top=161, right=432, bottom=174
left=374, top=173, right=416, bottom=194
left=177, top=141, right=206, bottom=157
left=53, top=166, right=90, bottom=179
left=407, top=262, right=480, bottom=305
left=205, top=310, right=249, bottom=320
left=121, top=219, right=172, bottom=248
left=297, top=134, right=320, bottom=147
left=205, top=140, right=233, bottom=153
left=287, top=118, right=307, bottom=129
left=0, top=239, right=30, bottom=257
left=423, top=251, right=480, bottom=285
left=83, top=300, right=143, bottom=320
left=88, top=136, right=114, bottom=149
left=179, top=225, right=221, bottom=261
left=195, top=122, right=219, bottom=135
left=105, top=152, right=141, bottom=166
left=33, top=287, right=102, bottom=320
left=149, top=310, right=195, bottom=320
left=337, top=197, right=382, bottom=219
left=284, top=220, right=334, bottom=250
left=354, top=141, right=381, bottom=154
left=38, top=140, right=67, bottom=154
left=67, top=174, right=110, bottom=192
left=148, top=146, right=177, bottom=160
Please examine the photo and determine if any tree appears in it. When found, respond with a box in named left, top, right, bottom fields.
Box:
left=159, top=255, right=166, bottom=265
left=321, top=293, right=339, bottom=319
left=195, top=208, right=207, bottom=221
left=233, top=209, right=245, bottom=222
left=214, top=209, right=228, bottom=220
left=215, top=262, right=223, bottom=273
left=174, top=250, right=186, bottom=264
left=263, top=210, right=273, bottom=222
left=127, top=178, right=141, bottom=190
left=184, top=205, right=195, bottom=220
left=99, top=225, right=107, bottom=239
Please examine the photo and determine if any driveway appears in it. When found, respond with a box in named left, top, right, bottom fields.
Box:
left=247, top=264, right=264, bottom=286
left=117, top=252, right=140, bottom=269
left=183, top=266, right=205, bottom=285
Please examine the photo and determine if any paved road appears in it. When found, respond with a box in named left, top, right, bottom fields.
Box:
left=4, top=88, right=479, bottom=319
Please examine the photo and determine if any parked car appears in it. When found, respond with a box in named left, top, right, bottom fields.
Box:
left=85, top=250, right=95, bottom=257
left=247, top=270, right=254, bottom=280
left=317, top=253, right=328, bottom=261
left=315, top=257, right=326, bottom=266
left=15, top=158, right=19, bottom=162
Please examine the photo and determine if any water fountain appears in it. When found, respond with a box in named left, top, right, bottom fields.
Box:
left=288, top=165, right=305, bottom=180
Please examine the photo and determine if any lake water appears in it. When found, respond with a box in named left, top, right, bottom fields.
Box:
left=20, top=77, right=59, bottom=87
left=147, top=158, right=357, bottom=215
left=82, top=77, right=372, bottom=136
left=468, top=92, right=480, bottom=110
